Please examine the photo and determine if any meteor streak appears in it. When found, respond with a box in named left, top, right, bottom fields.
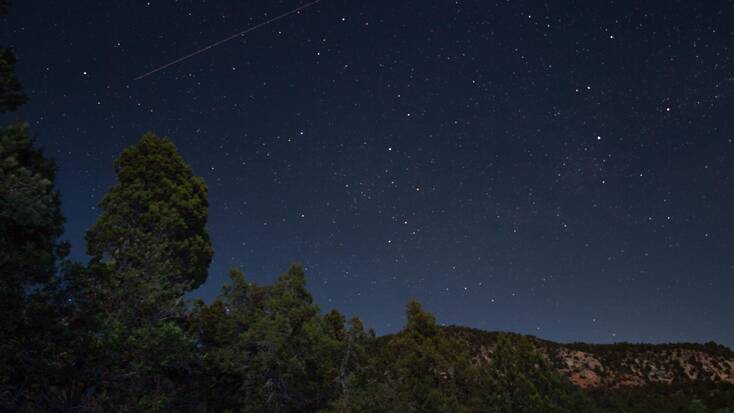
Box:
left=134, top=0, right=322, bottom=81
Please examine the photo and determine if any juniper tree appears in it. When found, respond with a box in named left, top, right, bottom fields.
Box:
left=76, top=133, right=212, bottom=410
left=85, top=132, right=213, bottom=313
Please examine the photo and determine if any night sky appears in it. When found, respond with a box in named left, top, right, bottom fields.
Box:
left=2, top=0, right=733, bottom=346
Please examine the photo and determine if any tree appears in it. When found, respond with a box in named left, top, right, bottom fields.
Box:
left=0, top=48, right=27, bottom=113
left=0, top=3, right=78, bottom=408
left=86, top=132, right=213, bottom=293
left=1, top=0, right=29, bottom=113
left=320, top=310, right=370, bottom=402
left=0, top=123, right=65, bottom=291
left=189, top=267, right=262, bottom=411
left=192, top=265, right=370, bottom=413
left=67, top=133, right=212, bottom=411
left=333, top=300, right=474, bottom=413
left=484, top=334, right=597, bottom=413
left=0, top=2, right=58, bottom=286
left=0, top=123, right=69, bottom=410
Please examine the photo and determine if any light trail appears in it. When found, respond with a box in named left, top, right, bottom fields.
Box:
left=134, top=0, right=322, bottom=81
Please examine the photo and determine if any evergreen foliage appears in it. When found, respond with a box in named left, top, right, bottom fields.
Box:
left=330, top=299, right=474, bottom=413
left=0, top=7, right=74, bottom=406
left=0, top=123, right=66, bottom=290
left=191, top=266, right=370, bottom=412
left=0, top=48, right=27, bottom=112
left=65, top=133, right=214, bottom=411
left=85, top=132, right=213, bottom=292
left=484, top=334, right=597, bottom=413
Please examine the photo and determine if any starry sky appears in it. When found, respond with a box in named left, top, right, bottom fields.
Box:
left=2, top=0, right=733, bottom=346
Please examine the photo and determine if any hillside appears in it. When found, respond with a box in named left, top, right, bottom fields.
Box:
left=445, top=326, right=734, bottom=388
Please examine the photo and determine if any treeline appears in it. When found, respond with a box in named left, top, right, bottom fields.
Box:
left=2, top=130, right=733, bottom=413
left=564, top=342, right=734, bottom=359
left=2, top=1, right=734, bottom=411
left=0, top=125, right=592, bottom=411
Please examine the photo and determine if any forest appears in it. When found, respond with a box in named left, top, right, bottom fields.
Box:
left=2, top=1, right=734, bottom=412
